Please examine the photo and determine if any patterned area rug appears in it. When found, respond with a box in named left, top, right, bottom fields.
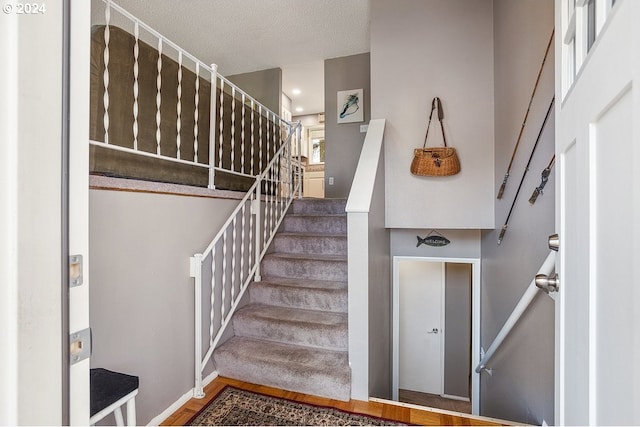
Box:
left=188, top=386, right=406, bottom=426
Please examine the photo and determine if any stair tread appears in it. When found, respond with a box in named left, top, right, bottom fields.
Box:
left=257, top=276, right=347, bottom=290
left=264, top=252, right=347, bottom=262
left=250, top=278, right=347, bottom=314
left=276, top=232, right=347, bottom=238
left=286, top=213, right=347, bottom=218
left=237, top=304, right=347, bottom=326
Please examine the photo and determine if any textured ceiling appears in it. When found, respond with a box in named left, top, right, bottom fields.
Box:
left=109, top=0, right=371, bottom=114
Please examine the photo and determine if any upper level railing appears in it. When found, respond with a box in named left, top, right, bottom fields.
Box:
left=90, top=0, right=305, bottom=399
left=92, top=0, right=287, bottom=189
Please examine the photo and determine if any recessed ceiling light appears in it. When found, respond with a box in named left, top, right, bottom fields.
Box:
left=295, top=107, right=304, bottom=112
left=292, top=88, right=301, bottom=95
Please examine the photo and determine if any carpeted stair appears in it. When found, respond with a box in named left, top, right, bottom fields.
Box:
left=213, top=198, right=351, bottom=401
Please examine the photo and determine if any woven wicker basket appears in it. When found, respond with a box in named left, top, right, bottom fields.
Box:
left=411, top=147, right=461, bottom=176
left=411, top=97, right=461, bottom=177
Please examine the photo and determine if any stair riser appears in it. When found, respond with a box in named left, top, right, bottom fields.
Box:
left=214, top=354, right=351, bottom=401
left=292, top=199, right=347, bottom=215
left=274, top=235, right=347, bottom=255
left=282, top=216, right=347, bottom=234
left=249, top=284, right=347, bottom=313
left=233, top=315, right=347, bottom=351
left=261, top=258, right=347, bottom=282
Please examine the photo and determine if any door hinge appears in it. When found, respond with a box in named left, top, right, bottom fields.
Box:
left=70, top=327, right=91, bottom=365
left=69, top=254, right=83, bottom=287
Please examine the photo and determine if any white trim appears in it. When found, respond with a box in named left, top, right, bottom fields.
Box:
left=345, top=119, right=386, bottom=213
left=391, top=256, right=481, bottom=416
left=369, top=397, right=519, bottom=426
left=89, top=389, right=138, bottom=426
left=146, top=371, right=218, bottom=426
left=0, top=9, right=19, bottom=425
left=439, top=263, right=446, bottom=396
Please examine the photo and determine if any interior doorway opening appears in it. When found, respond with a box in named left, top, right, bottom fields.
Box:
left=392, top=256, right=480, bottom=415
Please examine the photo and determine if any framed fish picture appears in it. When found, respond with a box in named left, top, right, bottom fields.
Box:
left=337, top=89, right=364, bottom=123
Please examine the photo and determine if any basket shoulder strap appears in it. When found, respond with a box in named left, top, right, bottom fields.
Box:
left=423, top=97, right=448, bottom=148
left=422, top=98, right=438, bottom=149
left=435, top=97, right=448, bottom=147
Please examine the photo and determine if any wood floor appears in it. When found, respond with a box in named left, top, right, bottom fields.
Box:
left=162, top=376, right=509, bottom=426
left=399, top=389, right=472, bottom=414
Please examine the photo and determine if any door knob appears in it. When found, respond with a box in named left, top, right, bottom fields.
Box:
left=548, top=234, right=559, bottom=251
left=535, top=273, right=559, bottom=293
left=427, top=328, right=439, bottom=334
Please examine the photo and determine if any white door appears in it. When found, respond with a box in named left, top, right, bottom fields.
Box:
left=398, top=260, right=444, bottom=396
left=555, top=0, right=640, bottom=425
left=69, top=0, right=91, bottom=424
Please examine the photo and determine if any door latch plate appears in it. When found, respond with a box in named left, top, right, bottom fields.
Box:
left=69, top=254, right=83, bottom=287
left=70, top=328, right=91, bottom=365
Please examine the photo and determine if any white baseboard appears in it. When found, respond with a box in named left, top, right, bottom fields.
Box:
left=442, top=394, right=470, bottom=402
left=146, top=371, right=219, bottom=426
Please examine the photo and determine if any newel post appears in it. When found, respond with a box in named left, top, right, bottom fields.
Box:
left=190, top=253, right=205, bottom=398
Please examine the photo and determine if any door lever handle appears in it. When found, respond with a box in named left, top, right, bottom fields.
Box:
left=427, top=328, right=439, bottom=334
left=535, top=273, right=559, bottom=293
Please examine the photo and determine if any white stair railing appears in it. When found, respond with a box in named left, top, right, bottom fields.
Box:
left=190, top=122, right=303, bottom=398
left=475, top=250, right=556, bottom=374
left=92, top=0, right=284, bottom=189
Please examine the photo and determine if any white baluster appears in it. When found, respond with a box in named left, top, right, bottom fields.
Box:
left=254, top=183, right=262, bottom=282
left=209, top=247, right=215, bottom=346
left=241, top=93, right=245, bottom=174
left=176, top=51, right=182, bottom=159
left=266, top=111, right=271, bottom=174
left=156, top=39, right=162, bottom=155
left=250, top=100, right=255, bottom=175
left=218, top=79, right=224, bottom=169
left=231, top=217, right=237, bottom=303
left=103, top=3, right=110, bottom=144
left=208, top=64, right=218, bottom=189
left=264, top=163, right=269, bottom=245
left=230, top=87, right=236, bottom=171
left=259, top=106, right=263, bottom=172
left=270, top=156, right=275, bottom=234
left=132, top=21, right=139, bottom=150
left=221, top=228, right=227, bottom=321
left=240, top=203, right=246, bottom=289
left=248, top=194, right=254, bottom=273
left=297, top=125, right=303, bottom=199
left=273, top=113, right=278, bottom=159
left=288, top=137, right=293, bottom=201
left=194, top=62, right=200, bottom=162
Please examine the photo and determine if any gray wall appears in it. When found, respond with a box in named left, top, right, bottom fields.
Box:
left=480, top=0, right=555, bottom=424
left=227, top=67, right=282, bottom=115
left=371, top=0, right=495, bottom=229
left=444, top=263, right=471, bottom=398
left=367, top=149, right=391, bottom=399
left=324, top=53, right=371, bottom=198
left=89, top=189, right=237, bottom=425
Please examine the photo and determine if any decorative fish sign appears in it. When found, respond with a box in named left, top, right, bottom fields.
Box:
left=416, top=234, right=450, bottom=247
